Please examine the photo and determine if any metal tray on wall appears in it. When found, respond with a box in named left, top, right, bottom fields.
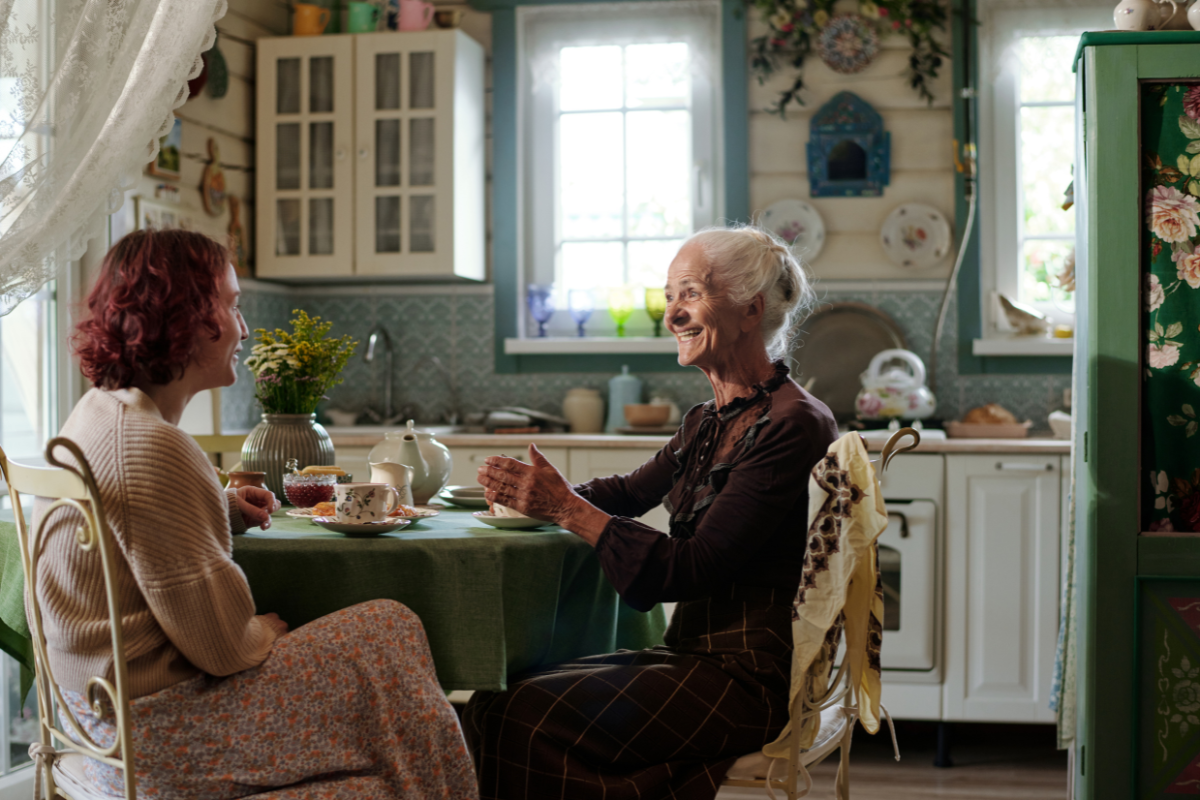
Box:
left=790, top=303, right=907, bottom=422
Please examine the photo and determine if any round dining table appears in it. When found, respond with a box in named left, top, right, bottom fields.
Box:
left=232, top=505, right=668, bottom=692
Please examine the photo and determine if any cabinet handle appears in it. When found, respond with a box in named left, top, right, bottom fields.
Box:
left=336, top=147, right=347, bottom=161
left=995, top=462, right=1054, bottom=472
left=358, top=147, right=369, bottom=160
left=887, top=511, right=910, bottom=538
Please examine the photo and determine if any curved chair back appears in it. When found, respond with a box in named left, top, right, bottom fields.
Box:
left=0, top=437, right=136, bottom=800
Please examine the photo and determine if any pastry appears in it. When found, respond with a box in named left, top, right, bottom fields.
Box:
left=962, top=404, right=1018, bottom=425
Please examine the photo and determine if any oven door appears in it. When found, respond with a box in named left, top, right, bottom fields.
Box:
left=878, top=500, right=937, bottom=671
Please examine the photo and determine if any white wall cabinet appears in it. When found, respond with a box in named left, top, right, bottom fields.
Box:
left=256, top=31, right=484, bottom=281
left=942, top=454, right=1061, bottom=723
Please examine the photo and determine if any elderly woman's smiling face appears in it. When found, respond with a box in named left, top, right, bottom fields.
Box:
left=665, top=244, right=759, bottom=372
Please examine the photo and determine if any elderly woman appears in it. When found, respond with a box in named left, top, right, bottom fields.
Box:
left=464, top=226, right=838, bottom=799
left=41, top=230, right=477, bottom=799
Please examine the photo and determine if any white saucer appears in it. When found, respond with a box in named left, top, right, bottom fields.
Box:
left=471, top=512, right=549, bottom=530
left=760, top=199, right=826, bottom=261
left=879, top=203, right=952, bottom=269
left=438, top=492, right=489, bottom=508
left=311, top=516, right=412, bottom=537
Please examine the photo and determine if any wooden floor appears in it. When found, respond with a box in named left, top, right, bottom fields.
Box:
left=800, top=721, right=1070, bottom=799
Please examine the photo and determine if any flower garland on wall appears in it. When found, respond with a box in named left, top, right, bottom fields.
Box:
left=748, top=0, right=950, bottom=116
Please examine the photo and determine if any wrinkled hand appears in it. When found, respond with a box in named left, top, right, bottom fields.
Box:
left=477, top=444, right=578, bottom=524
left=259, top=612, right=289, bottom=636
left=236, top=486, right=281, bottom=530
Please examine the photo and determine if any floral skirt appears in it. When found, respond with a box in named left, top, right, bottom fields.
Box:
left=60, top=600, right=478, bottom=800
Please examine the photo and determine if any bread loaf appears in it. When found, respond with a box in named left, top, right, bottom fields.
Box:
left=961, top=404, right=1018, bottom=425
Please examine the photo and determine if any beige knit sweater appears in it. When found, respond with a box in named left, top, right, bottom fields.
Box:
left=33, top=388, right=278, bottom=698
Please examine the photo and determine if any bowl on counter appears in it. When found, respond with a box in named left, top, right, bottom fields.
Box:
left=624, top=404, right=671, bottom=427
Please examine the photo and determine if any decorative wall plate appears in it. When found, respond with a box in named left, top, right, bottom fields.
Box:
left=879, top=203, right=952, bottom=269
left=760, top=199, right=826, bottom=262
left=816, top=14, right=880, bottom=75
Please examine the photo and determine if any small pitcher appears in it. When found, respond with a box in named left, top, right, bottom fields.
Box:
left=396, top=0, right=434, bottom=30
left=369, top=461, right=415, bottom=507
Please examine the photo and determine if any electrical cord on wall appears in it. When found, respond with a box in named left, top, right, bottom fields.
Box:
left=927, top=143, right=977, bottom=398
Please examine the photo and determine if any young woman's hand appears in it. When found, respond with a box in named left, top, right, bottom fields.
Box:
left=235, top=486, right=281, bottom=530
left=258, top=612, right=289, bottom=636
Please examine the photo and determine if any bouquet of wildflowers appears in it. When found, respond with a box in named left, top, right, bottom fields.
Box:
left=244, top=310, right=357, bottom=414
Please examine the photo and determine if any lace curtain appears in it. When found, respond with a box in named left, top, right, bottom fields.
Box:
left=0, top=0, right=227, bottom=316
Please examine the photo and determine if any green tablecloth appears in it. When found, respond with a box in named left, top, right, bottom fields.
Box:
left=0, top=510, right=667, bottom=694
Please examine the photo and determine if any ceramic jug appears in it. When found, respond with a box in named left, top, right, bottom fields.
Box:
left=562, top=388, right=604, bottom=433
left=855, top=349, right=937, bottom=421
left=396, top=0, right=434, bottom=30
left=368, top=420, right=451, bottom=503
left=1113, top=0, right=1185, bottom=30
left=368, top=461, right=415, bottom=506
left=1190, top=0, right=1200, bottom=29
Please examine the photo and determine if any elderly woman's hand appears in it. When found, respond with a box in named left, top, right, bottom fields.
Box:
left=235, top=486, right=281, bottom=530
left=477, top=444, right=576, bottom=522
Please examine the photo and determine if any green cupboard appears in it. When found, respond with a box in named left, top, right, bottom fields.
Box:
left=1073, top=31, right=1200, bottom=800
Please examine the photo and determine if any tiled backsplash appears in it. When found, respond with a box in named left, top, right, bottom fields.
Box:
left=224, top=282, right=1071, bottom=433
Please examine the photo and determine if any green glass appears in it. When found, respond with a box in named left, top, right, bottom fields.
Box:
left=645, top=287, right=667, bottom=337
left=607, top=286, right=635, bottom=337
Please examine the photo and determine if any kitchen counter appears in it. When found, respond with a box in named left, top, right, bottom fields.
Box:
left=325, top=429, right=1071, bottom=454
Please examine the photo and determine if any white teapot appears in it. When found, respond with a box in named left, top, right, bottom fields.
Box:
left=855, top=349, right=937, bottom=421
left=1113, top=0, right=1188, bottom=30
left=367, top=420, right=452, bottom=504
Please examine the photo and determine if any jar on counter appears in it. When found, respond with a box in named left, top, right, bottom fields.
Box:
left=563, top=388, right=605, bottom=433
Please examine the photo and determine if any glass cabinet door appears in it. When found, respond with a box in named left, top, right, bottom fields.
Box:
left=257, top=38, right=354, bottom=277
left=355, top=34, right=446, bottom=275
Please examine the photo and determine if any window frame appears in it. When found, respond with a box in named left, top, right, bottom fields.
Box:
left=485, top=0, right=749, bottom=374
left=976, top=2, right=1113, bottom=351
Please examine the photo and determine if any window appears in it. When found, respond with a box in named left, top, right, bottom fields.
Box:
left=518, top=1, right=721, bottom=340
left=979, top=3, right=1112, bottom=339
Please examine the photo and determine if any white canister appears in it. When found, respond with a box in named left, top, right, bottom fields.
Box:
left=563, top=388, right=605, bottom=433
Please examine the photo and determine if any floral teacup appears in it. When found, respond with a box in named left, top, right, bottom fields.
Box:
left=334, top=482, right=401, bottom=523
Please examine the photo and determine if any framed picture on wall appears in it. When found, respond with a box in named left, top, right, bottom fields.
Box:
left=147, top=118, right=183, bottom=180
left=133, top=195, right=195, bottom=232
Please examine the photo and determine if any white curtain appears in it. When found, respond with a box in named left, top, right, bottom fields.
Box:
left=0, top=0, right=227, bottom=315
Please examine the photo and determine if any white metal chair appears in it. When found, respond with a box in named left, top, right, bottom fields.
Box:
left=0, top=437, right=138, bottom=800
left=715, top=428, right=916, bottom=800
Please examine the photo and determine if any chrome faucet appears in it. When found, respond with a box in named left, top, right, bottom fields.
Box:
left=363, top=324, right=395, bottom=423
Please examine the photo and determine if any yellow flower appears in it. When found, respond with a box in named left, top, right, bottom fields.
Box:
left=770, top=8, right=792, bottom=28
left=860, top=1, right=880, bottom=18
left=813, top=9, right=829, bottom=26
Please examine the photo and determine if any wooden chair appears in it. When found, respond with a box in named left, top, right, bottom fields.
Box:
left=715, top=429, right=916, bottom=800
left=0, top=437, right=137, bottom=800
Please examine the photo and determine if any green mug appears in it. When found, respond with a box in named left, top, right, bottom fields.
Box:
left=346, top=1, right=380, bottom=32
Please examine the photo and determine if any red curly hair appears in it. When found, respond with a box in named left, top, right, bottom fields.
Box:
left=73, top=230, right=230, bottom=390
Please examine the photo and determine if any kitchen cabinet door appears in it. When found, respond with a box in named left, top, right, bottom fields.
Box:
left=943, top=455, right=1061, bottom=723
left=567, top=448, right=671, bottom=533
left=445, top=446, right=568, bottom=489
left=256, top=36, right=355, bottom=278
left=353, top=31, right=485, bottom=280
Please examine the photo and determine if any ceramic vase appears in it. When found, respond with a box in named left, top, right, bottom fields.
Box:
left=241, top=413, right=335, bottom=500
left=562, top=388, right=604, bottom=433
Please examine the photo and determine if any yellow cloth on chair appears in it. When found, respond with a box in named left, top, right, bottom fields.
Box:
left=763, top=432, right=889, bottom=759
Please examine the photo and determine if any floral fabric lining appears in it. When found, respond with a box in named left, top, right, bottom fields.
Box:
left=1144, top=83, right=1200, bottom=532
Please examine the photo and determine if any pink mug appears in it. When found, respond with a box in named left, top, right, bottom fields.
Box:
left=396, top=0, right=434, bottom=31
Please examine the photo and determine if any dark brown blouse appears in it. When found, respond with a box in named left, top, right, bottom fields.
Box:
left=580, top=362, right=838, bottom=612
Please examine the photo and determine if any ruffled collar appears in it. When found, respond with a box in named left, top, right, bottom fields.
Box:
left=704, top=361, right=791, bottom=422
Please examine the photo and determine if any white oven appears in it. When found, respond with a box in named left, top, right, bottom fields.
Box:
left=845, top=453, right=944, bottom=680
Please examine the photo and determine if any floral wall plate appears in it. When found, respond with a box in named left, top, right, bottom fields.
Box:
left=816, top=14, right=880, bottom=75
left=879, top=203, right=952, bottom=269
left=760, top=199, right=826, bottom=262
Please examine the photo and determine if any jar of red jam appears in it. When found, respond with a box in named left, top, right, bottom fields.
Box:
left=282, top=472, right=336, bottom=508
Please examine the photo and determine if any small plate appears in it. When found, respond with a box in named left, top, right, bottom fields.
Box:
left=471, top=512, right=549, bottom=530
left=879, top=203, right=952, bottom=269
left=387, top=508, right=440, bottom=522
left=286, top=507, right=327, bottom=518
left=311, top=516, right=412, bottom=537
left=760, top=199, right=826, bottom=262
left=437, top=492, right=489, bottom=508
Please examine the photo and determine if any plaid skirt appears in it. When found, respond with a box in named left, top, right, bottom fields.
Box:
left=462, top=585, right=794, bottom=800
left=61, top=600, right=477, bottom=800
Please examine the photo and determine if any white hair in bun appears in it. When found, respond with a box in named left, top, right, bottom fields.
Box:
left=684, top=225, right=815, bottom=360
